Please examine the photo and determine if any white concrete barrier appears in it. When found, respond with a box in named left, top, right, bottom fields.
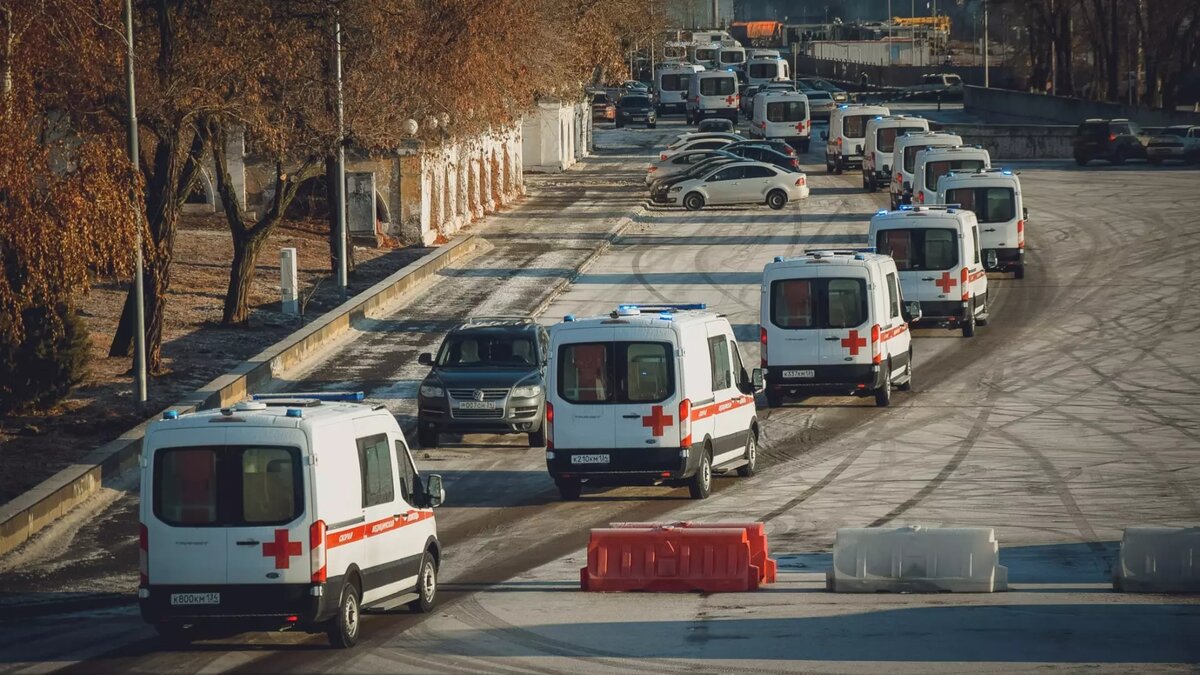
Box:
left=827, top=525, right=1008, bottom=593
left=1113, top=526, right=1200, bottom=593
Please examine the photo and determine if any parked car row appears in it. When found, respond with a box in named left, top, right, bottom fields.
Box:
left=1073, top=118, right=1200, bottom=165
left=648, top=131, right=807, bottom=210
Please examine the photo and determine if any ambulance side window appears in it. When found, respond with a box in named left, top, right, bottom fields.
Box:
left=394, top=440, right=417, bottom=504
left=972, top=226, right=981, bottom=264
left=707, top=336, right=733, bottom=390
left=886, top=273, right=900, bottom=319
left=356, top=434, right=395, bottom=507
left=730, top=342, right=750, bottom=390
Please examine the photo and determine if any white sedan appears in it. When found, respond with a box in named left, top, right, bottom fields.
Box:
left=659, top=136, right=739, bottom=161
left=646, top=149, right=737, bottom=185
left=666, top=131, right=743, bottom=151
left=666, top=160, right=809, bottom=210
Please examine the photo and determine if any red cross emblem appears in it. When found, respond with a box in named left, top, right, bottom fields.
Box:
left=262, top=528, right=302, bottom=569
left=642, top=405, right=675, bottom=437
left=934, top=271, right=957, bottom=294
left=841, top=330, right=867, bottom=355
left=725, top=95, right=736, bottom=105
left=794, top=121, right=806, bottom=132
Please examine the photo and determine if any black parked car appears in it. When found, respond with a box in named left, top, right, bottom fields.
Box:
left=727, top=144, right=801, bottom=172
left=616, top=94, right=657, bottom=128
left=417, top=317, right=549, bottom=448
left=1073, top=118, right=1150, bottom=165
left=723, top=138, right=797, bottom=157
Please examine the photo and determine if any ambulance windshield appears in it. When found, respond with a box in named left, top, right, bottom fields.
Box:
left=557, top=341, right=674, bottom=404
left=944, top=187, right=1016, bottom=223
left=437, top=334, right=537, bottom=368
left=875, top=228, right=959, bottom=270
left=770, top=278, right=868, bottom=329
left=154, top=446, right=302, bottom=526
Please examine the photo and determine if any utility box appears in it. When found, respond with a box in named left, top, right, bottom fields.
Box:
left=280, top=247, right=298, bottom=315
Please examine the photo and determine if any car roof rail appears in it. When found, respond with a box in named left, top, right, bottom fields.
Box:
left=463, top=315, right=535, bottom=326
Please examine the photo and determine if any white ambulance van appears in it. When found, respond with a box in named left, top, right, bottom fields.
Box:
left=545, top=304, right=762, bottom=501
left=686, top=70, right=740, bottom=124
left=911, top=145, right=991, bottom=206
left=689, top=42, right=720, bottom=69
left=745, top=57, right=789, bottom=86
left=656, top=62, right=704, bottom=115
left=716, top=44, right=747, bottom=69
left=890, top=131, right=963, bottom=210
left=138, top=393, right=445, bottom=648
left=870, top=206, right=990, bottom=337
left=823, top=104, right=891, bottom=175
left=863, top=115, right=929, bottom=192
left=937, top=168, right=1028, bottom=278
left=751, top=90, right=812, bottom=152
left=760, top=251, right=919, bottom=408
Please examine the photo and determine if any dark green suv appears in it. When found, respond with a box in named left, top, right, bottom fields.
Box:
left=1073, top=119, right=1149, bottom=166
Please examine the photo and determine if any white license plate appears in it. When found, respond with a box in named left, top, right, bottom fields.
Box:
left=170, top=592, right=220, bottom=606
left=571, top=454, right=610, bottom=464
left=457, top=401, right=496, bottom=409
left=782, top=369, right=815, bottom=378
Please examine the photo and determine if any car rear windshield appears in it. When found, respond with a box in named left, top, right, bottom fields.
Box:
left=591, top=94, right=609, bottom=104
left=904, top=143, right=946, bottom=173
left=720, top=51, right=743, bottom=63
left=700, top=77, right=736, bottom=96
left=842, top=114, right=871, bottom=138
left=924, top=159, right=986, bottom=191
left=876, top=126, right=925, bottom=153
left=770, top=278, right=868, bottom=329
left=661, top=74, right=687, bottom=91
left=876, top=228, right=959, bottom=270
left=748, top=63, right=777, bottom=79
left=557, top=341, right=674, bottom=404
left=1077, top=121, right=1109, bottom=137
left=695, top=48, right=716, bottom=60
left=621, top=96, right=651, bottom=109
left=154, top=445, right=302, bottom=526
left=944, top=187, right=1017, bottom=223
left=437, top=333, right=537, bottom=368
left=767, top=101, right=807, bottom=122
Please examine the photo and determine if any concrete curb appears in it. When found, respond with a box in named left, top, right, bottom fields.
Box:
left=0, top=234, right=487, bottom=559
left=530, top=202, right=648, bottom=319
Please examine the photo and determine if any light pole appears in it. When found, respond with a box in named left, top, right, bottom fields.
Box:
left=122, top=0, right=147, bottom=404
left=333, top=14, right=348, bottom=301
left=983, top=0, right=989, bottom=87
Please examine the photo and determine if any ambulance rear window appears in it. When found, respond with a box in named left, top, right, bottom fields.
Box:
left=925, top=159, right=986, bottom=191
left=904, top=144, right=937, bottom=173
left=154, top=446, right=302, bottom=527
left=842, top=114, right=870, bottom=138
left=558, top=341, right=674, bottom=404
left=877, top=126, right=924, bottom=153
left=944, top=187, right=1016, bottom=223
left=876, top=228, right=958, bottom=270
left=767, top=100, right=806, bottom=122
left=771, top=278, right=867, bottom=329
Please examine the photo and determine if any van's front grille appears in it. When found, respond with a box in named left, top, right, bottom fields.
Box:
left=450, top=408, right=505, bottom=420
left=448, top=388, right=508, bottom=401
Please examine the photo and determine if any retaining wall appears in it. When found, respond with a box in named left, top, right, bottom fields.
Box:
left=936, top=123, right=1076, bottom=160
left=964, top=86, right=1200, bottom=127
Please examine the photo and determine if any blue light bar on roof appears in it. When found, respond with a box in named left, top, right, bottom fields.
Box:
left=254, top=391, right=365, bottom=402
left=876, top=209, right=888, bottom=216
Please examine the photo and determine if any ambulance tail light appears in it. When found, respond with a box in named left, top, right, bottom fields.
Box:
left=760, top=326, right=768, bottom=367
left=916, top=191, right=925, bottom=204
left=138, top=523, right=148, bottom=586
left=660, top=153, right=668, bottom=161
left=1017, top=219, right=1025, bottom=248
left=546, top=402, right=555, bottom=450
left=871, top=324, right=882, bottom=364
left=679, top=399, right=692, bottom=448
left=961, top=266, right=970, bottom=301
left=310, top=520, right=327, bottom=584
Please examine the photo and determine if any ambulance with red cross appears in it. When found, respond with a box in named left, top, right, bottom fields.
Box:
left=760, top=250, right=920, bottom=408
left=870, top=205, right=991, bottom=337
left=544, top=304, right=762, bottom=501
left=138, top=393, right=445, bottom=648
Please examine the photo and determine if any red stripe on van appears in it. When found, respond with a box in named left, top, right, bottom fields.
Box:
left=326, top=511, right=434, bottom=550
left=690, top=395, right=754, bottom=422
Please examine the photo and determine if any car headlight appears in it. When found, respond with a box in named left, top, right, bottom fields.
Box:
left=419, top=384, right=444, bottom=398
left=511, top=384, right=542, bottom=398
left=669, top=186, right=683, bottom=192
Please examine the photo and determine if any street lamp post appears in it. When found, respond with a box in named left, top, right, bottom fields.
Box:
left=122, top=0, right=147, bottom=404
left=333, top=15, right=348, bottom=301
left=983, top=0, right=989, bottom=87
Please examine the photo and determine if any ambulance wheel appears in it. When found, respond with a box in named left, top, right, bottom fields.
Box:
left=418, top=425, right=439, bottom=449
left=825, top=157, right=833, bottom=173
left=407, top=554, right=438, bottom=614
left=688, top=449, right=712, bottom=499
left=897, top=351, right=914, bottom=392
left=683, top=192, right=705, bottom=211
left=1014, top=264, right=1025, bottom=280
left=874, top=362, right=892, bottom=407
left=327, top=580, right=361, bottom=649
left=528, top=423, right=546, bottom=448
left=737, top=430, right=758, bottom=477
left=767, top=190, right=788, bottom=210
left=555, top=478, right=582, bottom=500
left=961, top=304, right=977, bottom=338
left=801, top=140, right=810, bottom=153
left=833, top=157, right=844, bottom=175
left=154, top=622, right=194, bottom=647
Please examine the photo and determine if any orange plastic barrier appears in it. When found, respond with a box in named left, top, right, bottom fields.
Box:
left=609, top=521, right=777, bottom=584
left=581, top=524, right=770, bottom=592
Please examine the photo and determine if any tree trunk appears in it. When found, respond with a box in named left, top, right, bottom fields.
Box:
left=222, top=229, right=269, bottom=325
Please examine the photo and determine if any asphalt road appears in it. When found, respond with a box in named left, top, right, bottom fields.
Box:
left=1, top=117, right=1198, bottom=673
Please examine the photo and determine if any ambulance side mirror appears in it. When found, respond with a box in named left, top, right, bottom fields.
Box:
left=751, top=368, right=765, bottom=392
left=424, top=474, right=445, bottom=508
left=418, top=352, right=433, bottom=366
left=1023, top=207, right=1029, bottom=221
left=904, top=301, right=922, bottom=323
